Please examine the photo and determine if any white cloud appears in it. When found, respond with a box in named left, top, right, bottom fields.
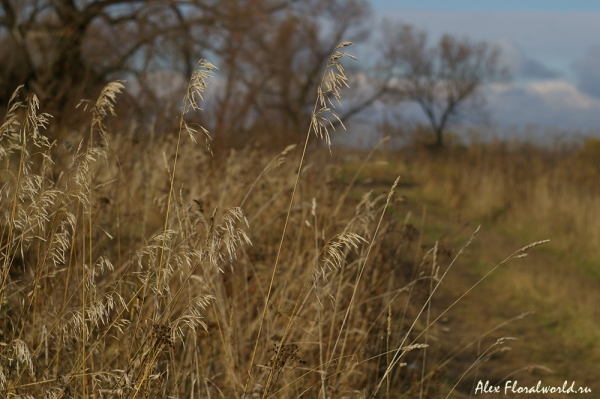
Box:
left=486, top=80, right=600, bottom=128
left=528, top=81, right=594, bottom=108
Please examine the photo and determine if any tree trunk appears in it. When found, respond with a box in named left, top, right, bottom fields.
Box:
left=434, top=126, right=444, bottom=147
left=47, top=19, right=90, bottom=107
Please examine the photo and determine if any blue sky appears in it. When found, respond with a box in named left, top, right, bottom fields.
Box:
left=370, top=0, right=600, bottom=13
left=364, top=1, right=600, bottom=135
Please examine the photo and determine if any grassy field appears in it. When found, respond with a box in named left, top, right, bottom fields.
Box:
left=1, top=50, right=598, bottom=399
left=335, top=144, right=600, bottom=396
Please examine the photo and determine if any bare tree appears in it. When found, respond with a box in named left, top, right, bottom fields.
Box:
left=206, top=0, right=374, bottom=147
left=1, top=0, right=380, bottom=147
left=380, top=22, right=505, bottom=147
left=0, top=0, right=295, bottom=107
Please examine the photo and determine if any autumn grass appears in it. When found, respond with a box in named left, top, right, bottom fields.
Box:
left=0, top=46, right=555, bottom=399
left=409, top=141, right=600, bottom=251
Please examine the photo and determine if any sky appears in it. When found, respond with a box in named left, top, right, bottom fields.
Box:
left=370, top=0, right=600, bottom=13
left=365, top=1, right=600, bottom=138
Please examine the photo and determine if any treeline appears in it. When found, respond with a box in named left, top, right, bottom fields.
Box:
left=0, top=0, right=502, bottom=147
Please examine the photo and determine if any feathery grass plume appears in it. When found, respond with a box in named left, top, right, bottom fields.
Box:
left=66, top=143, right=106, bottom=205
left=182, top=60, right=217, bottom=149
left=0, top=92, right=51, bottom=191
left=172, top=294, right=215, bottom=340
left=401, top=343, right=429, bottom=351
left=264, top=144, right=297, bottom=172
left=312, top=229, right=367, bottom=313
left=315, top=232, right=366, bottom=278
left=48, top=215, right=76, bottom=267
left=23, top=94, right=51, bottom=150
left=92, top=81, right=125, bottom=145
left=204, top=207, right=251, bottom=273
left=0, top=86, right=25, bottom=159
left=311, top=42, right=356, bottom=148
left=84, top=255, right=115, bottom=296
left=136, top=229, right=179, bottom=296
left=2, top=339, right=34, bottom=382
left=0, top=89, right=52, bottom=163
left=16, top=176, right=60, bottom=234
left=61, top=292, right=127, bottom=340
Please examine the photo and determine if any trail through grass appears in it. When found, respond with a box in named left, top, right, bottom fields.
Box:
left=335, top=153, right=600, bottom=396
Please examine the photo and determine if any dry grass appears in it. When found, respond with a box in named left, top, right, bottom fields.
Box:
left=410, top=141, right=600, bottom=255
left=0, top=46, right=558, bottom=399
left=348, top=140, right=600, bottom=395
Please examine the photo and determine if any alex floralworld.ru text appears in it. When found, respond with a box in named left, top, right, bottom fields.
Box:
left=475, top=380, right=591, bottom=394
